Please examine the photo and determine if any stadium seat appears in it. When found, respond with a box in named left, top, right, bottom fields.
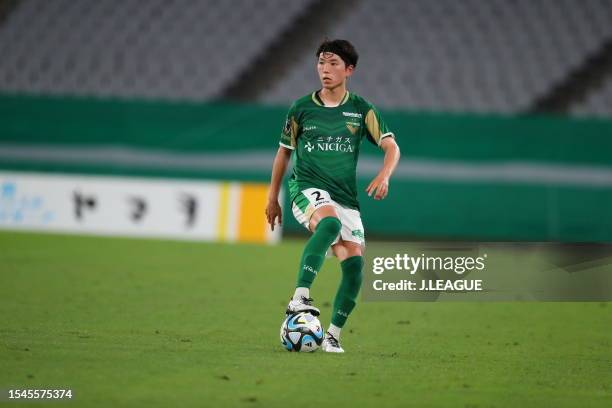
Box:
left=0, top=0, right=314, bottom=100
left=260, top=0, right=612, bottom=115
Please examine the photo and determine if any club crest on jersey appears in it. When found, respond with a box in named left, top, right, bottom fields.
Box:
left=346, top=123, right=359, bottom=135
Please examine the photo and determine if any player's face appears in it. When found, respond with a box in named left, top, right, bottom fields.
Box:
left=317, top=52, right=353, bottom=90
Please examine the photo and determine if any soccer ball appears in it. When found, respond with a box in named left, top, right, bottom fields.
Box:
left=280, top=312, right=324, bottom=352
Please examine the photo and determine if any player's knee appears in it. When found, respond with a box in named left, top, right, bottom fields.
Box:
left=344, top=243, right=363, bottom=259
left=350, top=246, right=363, bottom=258
left=316, top=216, right=342, bottom=236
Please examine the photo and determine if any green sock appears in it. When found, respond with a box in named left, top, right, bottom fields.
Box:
left=331, top=255, right=364, bottom=327
left=295, top=216, right=342, bottom=289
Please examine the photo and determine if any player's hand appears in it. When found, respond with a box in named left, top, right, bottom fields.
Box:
left=265, top=200, right=282, bottom=231
left=366, top=174, right=389, bottom=200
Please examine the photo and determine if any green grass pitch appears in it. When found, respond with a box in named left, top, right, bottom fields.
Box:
left=1, top=231, right=610, bottom=407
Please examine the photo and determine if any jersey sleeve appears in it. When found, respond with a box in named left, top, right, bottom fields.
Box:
left=364, top=103, right=394, bottom=147
left=279, top=103, right=299, bottom=150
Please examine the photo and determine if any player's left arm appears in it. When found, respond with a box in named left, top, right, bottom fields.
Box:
left=366, top=136, right=400, bottom=200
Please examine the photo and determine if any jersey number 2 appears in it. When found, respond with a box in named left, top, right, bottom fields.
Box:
left=311, top=191, right=323, bottom=202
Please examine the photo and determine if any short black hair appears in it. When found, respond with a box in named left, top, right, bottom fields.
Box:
left=316, top=39, right=358, bottom=68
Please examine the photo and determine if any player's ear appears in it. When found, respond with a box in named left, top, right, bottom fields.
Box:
left=345, top=64, right=354, bottom=77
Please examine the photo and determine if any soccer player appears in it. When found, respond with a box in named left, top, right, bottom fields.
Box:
left=265, top=39, right=400, bottom=353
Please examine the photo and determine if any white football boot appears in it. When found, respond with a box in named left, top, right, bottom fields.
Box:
left=321, top=332, right=344, bottom=353
left=286, top=296, right=320, bottom=317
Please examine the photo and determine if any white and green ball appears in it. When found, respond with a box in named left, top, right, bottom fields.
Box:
left=280, top=312, right=324, bottom=352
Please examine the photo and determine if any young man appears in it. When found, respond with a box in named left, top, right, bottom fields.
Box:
left=265, top=39, right=400, bottom=353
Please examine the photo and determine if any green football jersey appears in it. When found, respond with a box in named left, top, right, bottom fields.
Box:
left=279, top=91, right=394, bottom=210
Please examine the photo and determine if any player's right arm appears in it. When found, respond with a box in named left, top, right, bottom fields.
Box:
left=266, top=146, right=292, bottom=231
left=266, top=103, right=299, bottom=231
